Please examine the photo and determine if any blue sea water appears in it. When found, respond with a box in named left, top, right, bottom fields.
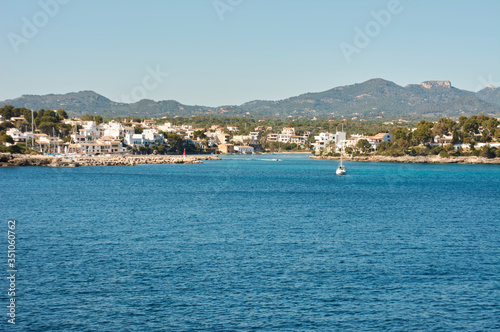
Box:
left=1, top=154, right=499, bottom=331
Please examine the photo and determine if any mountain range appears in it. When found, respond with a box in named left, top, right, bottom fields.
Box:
left=2, top=79, right=499, bottom=120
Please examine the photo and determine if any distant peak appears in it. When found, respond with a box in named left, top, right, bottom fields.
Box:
left=486, top=85, right=498, bottom=89
left=73, top=90, right=102, bottom=96
left=419, top=81, right=451, bottom=89
left=364, top=78, right=392, bottom=84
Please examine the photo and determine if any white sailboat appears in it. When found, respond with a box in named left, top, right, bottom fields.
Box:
left=336, top=125, right=346, bottom=175
left=336, top=146, right=346, bottom=175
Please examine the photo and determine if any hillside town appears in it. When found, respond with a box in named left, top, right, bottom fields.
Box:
left=0, top=113, right=398, bottom=155
left=0, top=107, right=499, bottom=158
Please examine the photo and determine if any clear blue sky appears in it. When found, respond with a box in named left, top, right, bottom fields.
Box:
left=1, top=0, right=499, bottom=106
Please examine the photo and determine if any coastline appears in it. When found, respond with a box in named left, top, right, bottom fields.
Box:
left=0, top=153, right=221, bottom=167
left=310, top=155, right=500, bottom=164
left=3, top=152, right=499, bottom=167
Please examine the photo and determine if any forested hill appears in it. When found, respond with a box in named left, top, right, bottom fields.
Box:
left=2, top=79, right=499, bottom=119
left=476, top=85, right=500, bottom=108
left=241, top=79, right=500, bottom=119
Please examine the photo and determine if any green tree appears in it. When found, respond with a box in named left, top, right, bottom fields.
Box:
left=39, top=115, right=59, bottom=124
left=165, top=133, right=184, bottom=153
left=460, top=131, right=471, bottom=144
left=38, top=123, right=59, bottom=136
left=391, top=127, right=409, bottom=141
left=386, top=144, right=405, bottom=157
left=391, top=127, right=412, bottom=148
left=463, top=118, right=479, bottom=135
left=39, top=109, right=56, bottom=118
left=495, top=128, right=500, bottom=140
left=154, top=143, right=166, bottom=154
left=57, top=124, right=73, bottom=137
left=193, top=130, right=206, bottom=140
left=445, top=144, right=455, bottom=152
left=479, top=131, right=492, bottom=143
left=479, top=145, right=495, bottom=158
left=458, top=116, right=468, bottom=128
left=0, top=134, right=14, bottom=145
left=484, top=118, right=499, bottom=134
left=57, top=109, right=68, bottom=119
left=413, top=120, right=434, bottom=144
left=0, top=105, right=15, bottom=119
left=22, top=109, right=34, bottom=123
left=376, top=141, right=392, bottom=152
left=0, top=121, right=14, bottom=132
left=356, top=139, right=371, bottom=153
left=452, top=129, right=460, bottom=144
left=439, top=149, right=449, bottom=157
left=432, top=117, right=456, bottom=138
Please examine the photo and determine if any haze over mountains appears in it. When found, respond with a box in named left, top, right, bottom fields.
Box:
left=2, top=79, right=499, bottom=120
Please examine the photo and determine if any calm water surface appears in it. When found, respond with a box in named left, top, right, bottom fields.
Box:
left=1, top=154, right=499, bottom=331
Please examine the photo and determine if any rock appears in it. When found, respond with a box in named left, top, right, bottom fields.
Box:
left=0, top=153, right=221, bottom=167
left=310, top=155, right=500, bottom=164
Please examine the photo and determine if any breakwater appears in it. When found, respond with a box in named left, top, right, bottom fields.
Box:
left=0, top=153, right=221, bottom=167
left=310, top=154, right=500, bottom=164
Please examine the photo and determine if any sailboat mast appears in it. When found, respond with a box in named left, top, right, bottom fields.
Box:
left=340, top=123, right=343, bottom=166
left=31, top=110, right=35, bottom=149
left=340, top=144, right=343, bottom=167
left=339, top=122, right=345, bottom=168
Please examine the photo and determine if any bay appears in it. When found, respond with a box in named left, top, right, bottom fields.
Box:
left=1, top=154, right=499, bottom=331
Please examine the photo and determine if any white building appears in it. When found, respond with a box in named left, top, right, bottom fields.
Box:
left=370, top=133, right=393, bottom=144
left=434, top=135, right=454, bottom=145
left=215, top=132, right=230, bottom=145
left=34, top=134, right=64, bottom=153
left=157, top=123, right=174, bottom=132
left=234, top=146, right=255, bottom=154
left=267, top=133, right=279, bottom=142
left=312, top=132, right=344, bottom=153
left=143, top=129, right=164, bottom=145
left=61, top=119, right=81, bottom=126
left=232, top=135, right=253, bottom=144
left=6, top=128, right=34, bottom=144
left=70, top=134, right=87, bottom=143
left=98, top=121, right=134, bottom=139
left=125, top=134, right=148, bottom=147
left=290, top=135, right=307, bottom=145
left=81, top=121, right=100, bottom=140
left=124, top=129, right=164, bottom=147
left=66, top=142, right=105, bottom=155
left=267, top=127, right=308, bottom=145
left=345, top=133, right=393, bottom=151
left=249, top=132, right=261, bottom=141
left=278, top=134, right=292, bottom=143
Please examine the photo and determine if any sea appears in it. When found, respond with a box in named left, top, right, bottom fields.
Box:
left=1, top=154, right=499, bottom=331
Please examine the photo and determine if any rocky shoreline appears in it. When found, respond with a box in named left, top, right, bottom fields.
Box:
left=0, top=153, right=221, bottom=167
left=310, top=155, right=500, bottom=164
